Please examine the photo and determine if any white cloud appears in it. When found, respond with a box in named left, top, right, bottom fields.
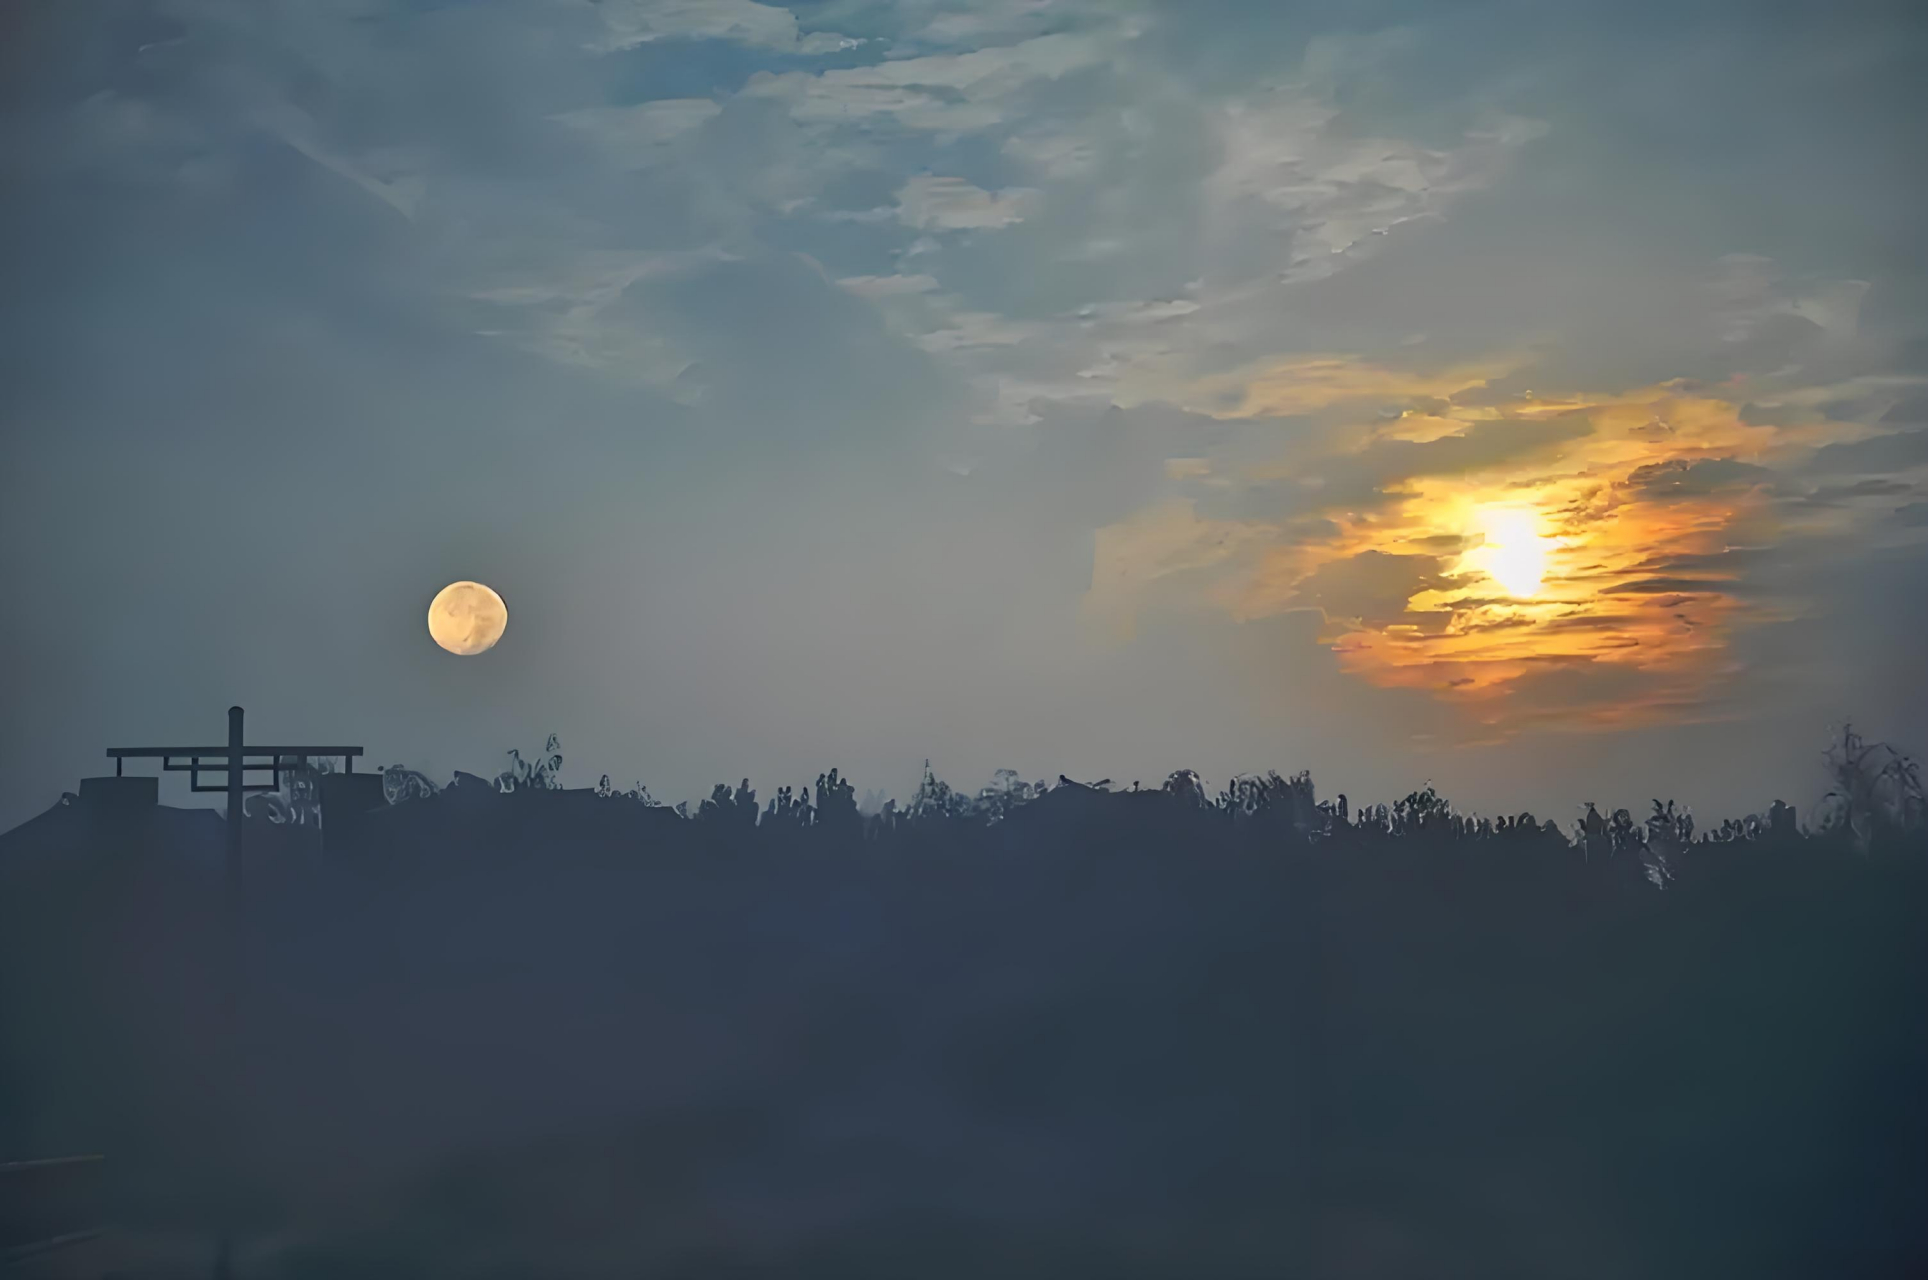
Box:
left=1208, top=93, right=1546, bottom=282
left=586, top=0, right=864, bottom=54
left=468, top=247, right=739, bottom=398
left=915, top=309, right=1037, bottom=353
left=743, top=32, right=1114, bottom=132
left=1072, top=299, right=1201, bottom=325
left=796, top=31, right=868, bottom=55
left=837, top=274, right=941, bottom=299
left=1002, top=126, right=1103, bottom=180
left=819, top=206, right=899, bottom=225
left=896, top=0, right=1064, bottom=51
left=895, top=175, right=1035, bottom=230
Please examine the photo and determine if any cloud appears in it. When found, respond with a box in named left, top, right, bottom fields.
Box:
left=902, top=0, right=1067, bottom=50
left=1207, top=92, right=1547, bottom=283
left=1807, top=426, right=1928, bottom=475
left=587, top=0, right=862, bottom=54
left=1711, top=253, right=1871, bottom=346
left=1623, top=457, right=1775, bottom=500
left=255, top=104, right=426, bottom=220
left=1084, top=499, right=1273, bottom=638
left=1074, top=299, right=1201, bottom=325
left=1798, top=477, right=1917, bottom=507
left=6, top=0, right=1924, bottom=829
left=895, top=176, right=1035, bottom=231
left=743, top=32, right=1112, bottom=132
left=836, top=274, right=940, bottom=299
left=1001, top=126, right=1103, bottom=180
left=1181, top=355, right=1524, bottom=419
left=913, top=308, right=1037, bottom=353
left=1879, top=393, right=1928, bottom=426
left=466, top=248, right=740, bottom=396
left=1086, top=374, right=1892, bottom=731
left=1602, top=577, right=1741, bottom=596
left=1399, top=416, right=1601, bottom=478
left=1291, top=550, right=1454, bottom=625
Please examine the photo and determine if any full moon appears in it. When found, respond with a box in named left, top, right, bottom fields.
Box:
left=427, top=580, right=508, bottom=655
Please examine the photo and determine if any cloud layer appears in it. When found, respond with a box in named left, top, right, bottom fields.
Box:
left=2, top=0, right=1925, bottom=826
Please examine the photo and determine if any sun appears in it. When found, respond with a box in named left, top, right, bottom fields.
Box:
left=1467, top=505, right=1555, bottom=598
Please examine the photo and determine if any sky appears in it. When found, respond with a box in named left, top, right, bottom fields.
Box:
left=3, top=0, right=1925, bottom=829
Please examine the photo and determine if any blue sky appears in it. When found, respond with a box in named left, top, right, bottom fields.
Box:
left=3, top=0, right=1925, bottom=825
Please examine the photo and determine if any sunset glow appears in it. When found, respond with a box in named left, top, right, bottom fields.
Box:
left=1465, top=505, right=1555, bottom=598
left=1288, top=384, right=1811, bottom=728
left=7, top=0, right=1923, bottom=827
left=1088, top=369, right=1918, bottom=736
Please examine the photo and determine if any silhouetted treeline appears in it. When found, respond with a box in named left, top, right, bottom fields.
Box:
left=330, top=723, right=1927, bottom=882
left=1, top=726, right=1923, bottom=1278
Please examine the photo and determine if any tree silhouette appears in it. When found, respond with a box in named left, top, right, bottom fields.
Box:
left=1820, top=723, right=1925, bottom=849
left=814, top=768, right=859, bottom=835
left=334, top=722, right=1927, bottom=868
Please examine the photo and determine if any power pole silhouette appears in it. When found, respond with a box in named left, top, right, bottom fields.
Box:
left=106, top=707, right=364, bottom=1278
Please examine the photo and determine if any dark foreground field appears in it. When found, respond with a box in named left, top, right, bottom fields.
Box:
left=2, top=786, right=1924, bottom=1279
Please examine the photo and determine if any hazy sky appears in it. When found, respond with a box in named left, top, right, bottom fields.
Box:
left=4, top=0, right=1925, bottom=829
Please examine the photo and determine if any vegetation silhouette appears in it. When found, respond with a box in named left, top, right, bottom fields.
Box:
left=0, top=724, right=1923, bottom=1278
left=331, top=722, right=1925, bottom=867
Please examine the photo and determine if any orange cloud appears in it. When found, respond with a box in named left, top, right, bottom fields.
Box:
left=1088, top=371, right=1916, bottom=734
left=1261, top=388, right=1811, bottom=727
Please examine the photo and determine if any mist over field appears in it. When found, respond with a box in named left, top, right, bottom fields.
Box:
left=4, top=763, right=1923, bottom=1278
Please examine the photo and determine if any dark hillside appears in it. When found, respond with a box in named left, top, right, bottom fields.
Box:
left=2, top=777, right=1923, bottom=1278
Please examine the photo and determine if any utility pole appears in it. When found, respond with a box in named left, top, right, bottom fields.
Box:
left=226, top=705, right=243, bottom=935
left=216, top=706, right=243, bottom=1280
left=103, top=708, right=365, bottom=1279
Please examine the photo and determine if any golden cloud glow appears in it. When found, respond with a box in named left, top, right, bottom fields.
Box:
left=1464, top=504, right=1558, bottom=598
left=1273, top=387, right=1806, bottom=727
left=1088, top=367, right=1920, bottom=733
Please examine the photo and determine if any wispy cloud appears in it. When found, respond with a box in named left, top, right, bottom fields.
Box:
left=467, top=247, right=741, bottom=395
left=895, top=175, right=1035, bottom=231
left=586, top=0, right=864, bottom=54
left=1207, top=95, right=1548, bottom=283
left=7, top=0, right=1924, bottom=823
left=743, top=31, right=1114, bottom=131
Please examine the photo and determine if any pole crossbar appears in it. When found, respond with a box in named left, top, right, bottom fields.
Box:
left=106, top=740, right=363, bottom=788
left=106, top=746, right=365, bottom=759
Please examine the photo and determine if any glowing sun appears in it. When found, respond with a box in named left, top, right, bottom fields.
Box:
left=1468, top=506, right=1555, bottom=598
left=428, top=580, right=508, bottom=655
